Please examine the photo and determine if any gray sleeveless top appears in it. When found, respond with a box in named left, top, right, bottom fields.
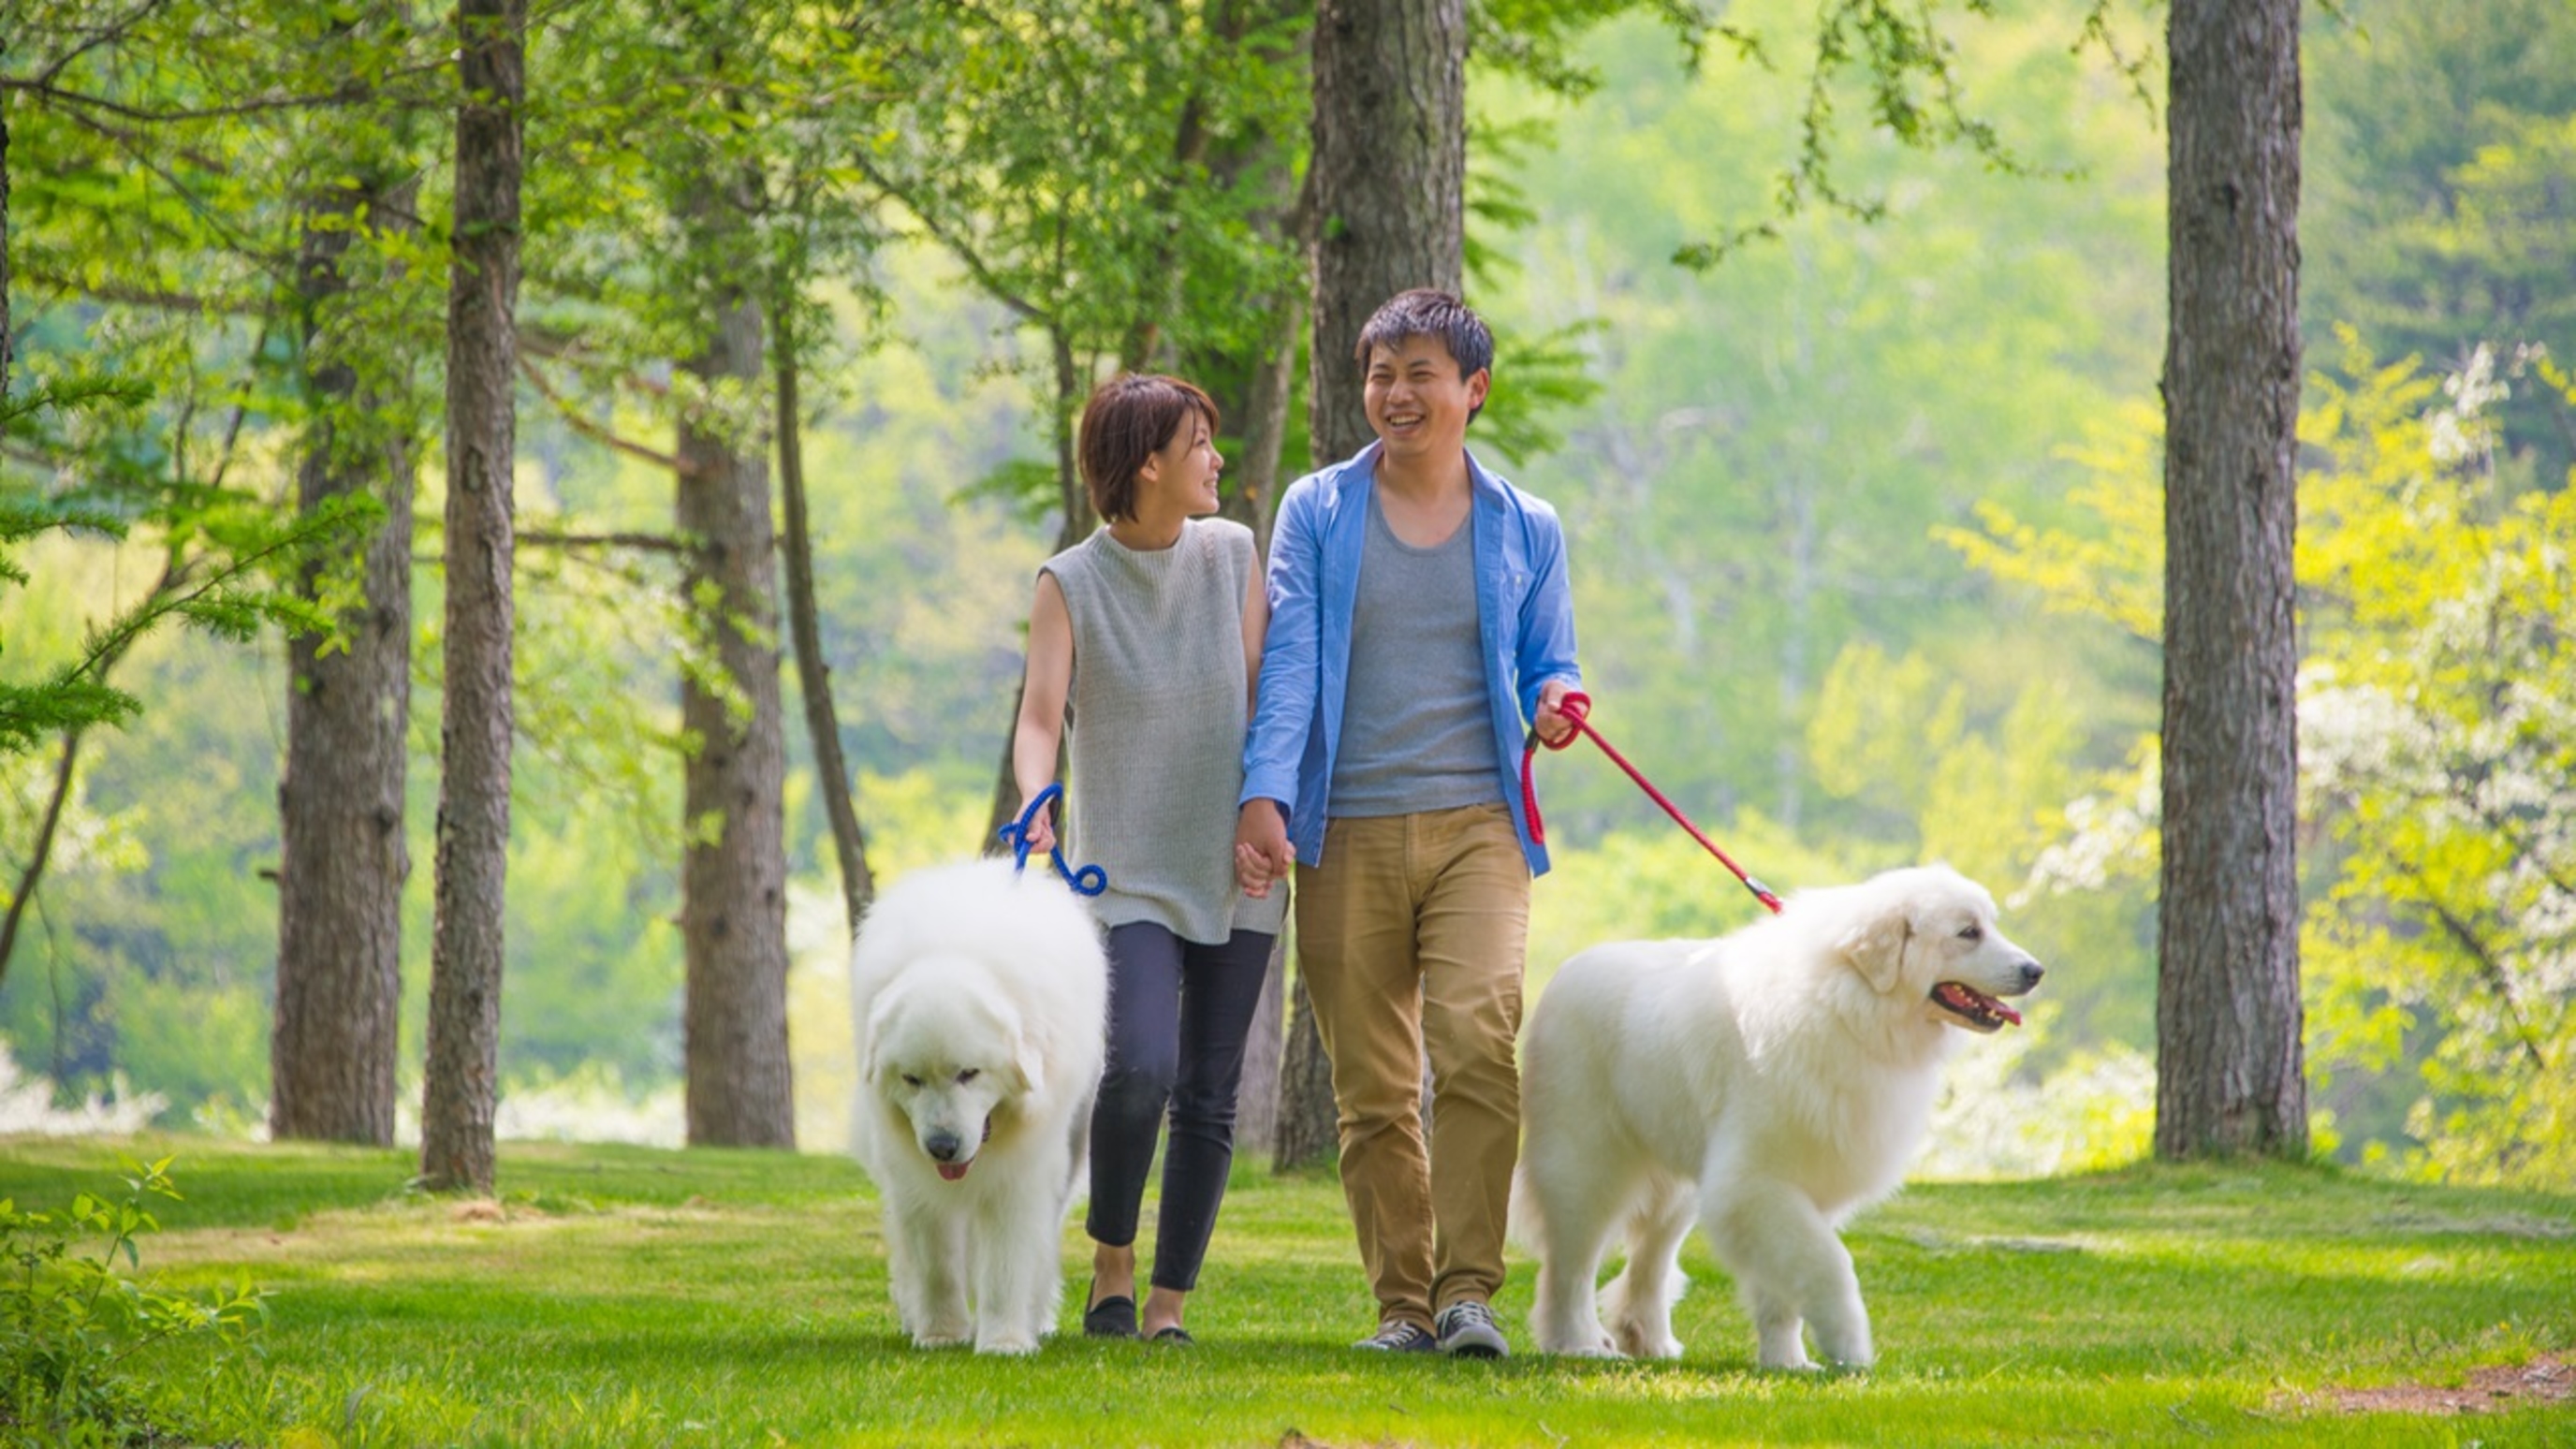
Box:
left=1041, top=518, right=1286, bottom=943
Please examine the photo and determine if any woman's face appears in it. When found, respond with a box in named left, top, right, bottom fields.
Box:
left=1141, top=408, right=1223, bottom=518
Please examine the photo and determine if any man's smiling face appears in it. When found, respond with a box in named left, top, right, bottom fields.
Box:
left=1364, top=333, right=1489, bottom=466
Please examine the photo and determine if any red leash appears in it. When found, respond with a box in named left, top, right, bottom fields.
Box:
left=1521, top=690, right=1784, bottom=915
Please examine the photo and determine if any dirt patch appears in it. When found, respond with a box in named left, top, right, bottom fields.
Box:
left=2301, top=1356, right=2572, bottom=1416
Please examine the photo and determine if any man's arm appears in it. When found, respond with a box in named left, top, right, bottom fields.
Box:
left=1237, top=482, right=1324, bottom=890
left=1515, top=501, right=1582, bottom=743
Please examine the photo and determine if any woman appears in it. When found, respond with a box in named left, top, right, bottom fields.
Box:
left=1011, top=373, right=1283, bottom=1344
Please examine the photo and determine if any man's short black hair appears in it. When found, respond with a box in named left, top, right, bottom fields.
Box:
left=1354, top=288, right=1495, bottom=380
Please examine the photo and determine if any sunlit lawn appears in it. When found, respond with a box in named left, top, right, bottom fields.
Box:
left=0, top=1136, right=2569, bottom=1446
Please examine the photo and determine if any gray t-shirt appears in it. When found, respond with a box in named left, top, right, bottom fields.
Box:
left=1041, top=518, right=1286, bottom=944
left=1329, top=492, right=1502, bottom=818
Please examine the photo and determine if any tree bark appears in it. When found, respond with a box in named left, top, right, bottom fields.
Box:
left=1272, top=0, right=1469, bottom=1171
left=678, top=282, right=797, bottom=1149
left=1234, top=930, right=1287, bottom=1158
left=270, top=169, right=419, bottom=1148
left=418, top=0, right=525, bottom=1193
left=775, top=300, right=874, bottom=937
left=982, top=327, right=1092, bottom=851
left=1223, top=234, right=1310, bottom=1159
left=1307, top=0, right=1466, bottom=465
left=3, top=80, right=11, bottom=398
left=2155, top=0, right=2307, bottom=1162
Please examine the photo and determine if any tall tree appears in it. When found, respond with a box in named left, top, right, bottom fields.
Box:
left=774, top=294, right=874, bottom=938
left=1271, top=0, right=1470, bottom=1171
left=418, top=0, right=527, bottom=1193
left=1308, top=0, right=1466, bottom=456
left=675, top=204, right=795, bottom=1149
left=3, top=68, right=11, bottom=401
left=269, top=153, right=421, bottom=1145
left=2155, top=0, right=2306, bottom=1160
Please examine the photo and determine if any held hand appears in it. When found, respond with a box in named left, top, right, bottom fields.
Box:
left=1533, top=681, right=1583, bottom=748
left=1235, top=800, right=1293, bottom=896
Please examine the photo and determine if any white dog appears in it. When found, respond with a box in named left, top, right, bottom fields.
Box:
left=849, top=858, right=1107, bottom=1354
left=1515, top=865, right=2042, bottom=1370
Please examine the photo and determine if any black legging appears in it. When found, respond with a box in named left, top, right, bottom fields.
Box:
left=1085, top=921, right=1275, bottom=1293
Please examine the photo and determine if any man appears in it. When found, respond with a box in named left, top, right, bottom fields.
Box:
left=1237, top=288, right=1580, bottom=1357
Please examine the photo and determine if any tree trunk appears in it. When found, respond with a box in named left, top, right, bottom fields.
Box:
left=1222, top=246, right=1309, bottom=1156
left=1235, top=930, right=1287, bottom=1158
left=678, top=283, right=796, bottom=1149
left=1272, top=0, right=1469, bottom=1171
left=1225, top=234, right=1311, bottom=558
left=2155, top=0, right=2307, bottom=1162
left=418, top=0, right=525, bottom=1193
left=775, top=300, right=874, bottom=937
left=2, top=81, right=11, bottom=398
left=1271, top=972, right=1340, bottom=1171
left=271, top=169, right=419, bottom=1148
left=1307, top=0, right=1466, bottom=464
left=982, top=327, right=1092, bottom=850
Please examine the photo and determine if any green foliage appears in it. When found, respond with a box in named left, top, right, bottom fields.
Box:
left=1947, top=333, right=2576, bottom=1186
left=2306, top=0, right=2576, bottom=486
left=0, top=1158, right=263, bottom=1444
left=1666, top=0, right=2124, bottom=267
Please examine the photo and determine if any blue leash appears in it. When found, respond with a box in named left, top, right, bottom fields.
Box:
left=996, top=783, right=1108, bottom=897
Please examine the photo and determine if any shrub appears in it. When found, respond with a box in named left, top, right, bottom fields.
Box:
left=0, top=1157, right=262, bottom=1444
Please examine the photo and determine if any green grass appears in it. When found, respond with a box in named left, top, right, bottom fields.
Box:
left=0, top=1136, right=2569, bottom=1446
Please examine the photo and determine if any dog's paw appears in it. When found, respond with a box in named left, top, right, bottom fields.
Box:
left=1538, top=1328, right=1624, bottom=1358
left=911, top=1328, right=970, bottom=1349
left=974, top=1332, right=1042, bottom=1356
left=1612, top=1323, right=1683, bottom=1360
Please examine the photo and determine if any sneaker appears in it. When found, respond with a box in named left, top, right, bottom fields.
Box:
left=1354, top=1319, right=1437, bottom=1353
left=1434, top=1300, right=1509, bottom=1359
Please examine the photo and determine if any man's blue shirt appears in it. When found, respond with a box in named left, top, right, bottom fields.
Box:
left=1240, top=441, right=1582, bottom=875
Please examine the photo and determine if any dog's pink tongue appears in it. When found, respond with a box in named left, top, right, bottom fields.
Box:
left=937, top=1162, right=971, bottom=1182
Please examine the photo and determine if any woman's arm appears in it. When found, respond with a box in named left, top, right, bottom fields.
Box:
left=1240, top=547, right=1270, bottom=717
left=1011, top=570, right=1075, bottom=853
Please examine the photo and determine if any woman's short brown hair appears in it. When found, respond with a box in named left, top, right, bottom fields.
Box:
left=1077, top=373, right=1220, bottom=523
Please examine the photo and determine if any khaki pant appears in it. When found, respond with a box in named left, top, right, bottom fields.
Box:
left=1296, top=803, right=1530, bottom=1330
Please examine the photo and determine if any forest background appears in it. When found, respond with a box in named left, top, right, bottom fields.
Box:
left=3, top=0, right=2570, bottom=1188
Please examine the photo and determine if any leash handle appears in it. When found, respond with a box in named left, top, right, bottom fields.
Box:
left=996, top=783, right=1109, bottom=898
left=1519, top=690, right=1783, bottom=915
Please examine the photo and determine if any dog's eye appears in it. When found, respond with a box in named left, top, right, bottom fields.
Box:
left=956, top=1069, right=980, bottom=1085
left=1957, top=925, right=1983, bottom=943
left=900, top=1074, right=923, bottom=1088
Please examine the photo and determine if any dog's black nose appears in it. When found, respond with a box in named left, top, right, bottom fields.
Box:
left=925, top=1131, right=962, bottom=1162
left=2015, top=959, right=2044, bottom=991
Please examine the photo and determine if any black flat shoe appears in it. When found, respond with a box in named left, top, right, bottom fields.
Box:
left=1149, top=1325, right=1194, bottom=1345
left=1082, top=1283, right=1137, bottom=1339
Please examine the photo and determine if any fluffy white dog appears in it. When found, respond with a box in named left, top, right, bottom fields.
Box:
left=849, top=857, right=1107, bottom=1354
left=1515, top=865, right=2043, bottom=1370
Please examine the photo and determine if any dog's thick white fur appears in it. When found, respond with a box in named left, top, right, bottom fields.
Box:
left=1515, top=865, right=2043, bottom=1370
left=849, top=858, right=1107, bottom=1354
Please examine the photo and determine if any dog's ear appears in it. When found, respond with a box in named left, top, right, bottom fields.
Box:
left=858, top=987, right=905, bottom=1082
left=1008, top=1031, right=1040, bottom=1095
left=1837, top=901, right=1912, bottom=994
